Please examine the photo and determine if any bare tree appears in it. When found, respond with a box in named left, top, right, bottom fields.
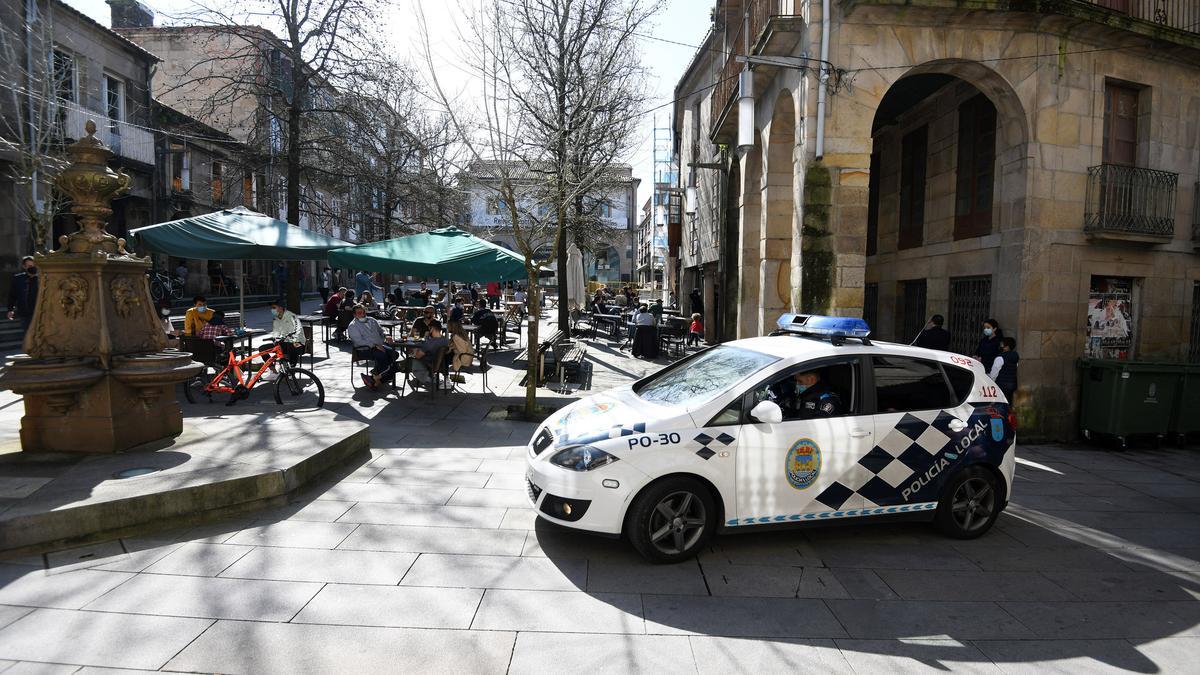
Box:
left=419, top=3, right=572, bottom=418
left=493, top=0, right=657, bottom=328
left=340, top=58, right=467, bottom=239
left=160, top=0, right=378, bottom=311
left=0, top=0, right=72, bottom=257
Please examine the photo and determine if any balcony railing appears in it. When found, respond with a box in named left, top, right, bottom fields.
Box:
left=63, top=103, right=155, bottom=166
left=1084, top=164, right=1177, bottom=239
left=1081, top=0, right=1200, bottom=35
left=710, top=0, right=790, bottom=141
left=1192, top=181, right=1199, bottom=244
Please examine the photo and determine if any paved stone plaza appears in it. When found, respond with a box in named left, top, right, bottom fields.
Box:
left=0, top=303, right=1197, bottom=673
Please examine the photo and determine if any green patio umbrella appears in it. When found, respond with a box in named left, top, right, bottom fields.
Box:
left=129, top=206, right=352, bottom=321
left=326, top=227, right=529, bottom=282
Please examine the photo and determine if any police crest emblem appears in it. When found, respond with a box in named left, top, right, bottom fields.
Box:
left=785, top=438, right=821, bottom=490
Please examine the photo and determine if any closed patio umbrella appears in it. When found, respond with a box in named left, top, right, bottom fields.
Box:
left=567, top=244, right=587, bottom=310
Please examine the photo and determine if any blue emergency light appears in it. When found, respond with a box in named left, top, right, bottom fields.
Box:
left=775, top=314, right=872, bottom=341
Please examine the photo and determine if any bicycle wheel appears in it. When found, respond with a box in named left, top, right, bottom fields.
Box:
left=150, top=278, right=166, bottom=302
left=274, top=367, right=324, bottom=409
left=170, top=280, right=184, bottom=300
left=181, top=366, right=210, bottom=404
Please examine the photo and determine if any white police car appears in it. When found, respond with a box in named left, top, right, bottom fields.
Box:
left=525, top=314, right=1017, bottom=563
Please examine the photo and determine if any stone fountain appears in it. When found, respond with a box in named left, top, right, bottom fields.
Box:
left=0, top=121, right=200, bottom=453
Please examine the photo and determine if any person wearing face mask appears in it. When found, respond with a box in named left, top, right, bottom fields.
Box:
left=772, top=369, right=843, bottom=420
left=347, top=304, right=398, bottom=390
left=265, top=299, right=305, bottom=367
left=183, top=296, right=214, bottom=336
left=6, top=256, right=39, bottom=336
left=973, top=318, right=1004, bottom=372
left=158, top=301, right=179, bottom=347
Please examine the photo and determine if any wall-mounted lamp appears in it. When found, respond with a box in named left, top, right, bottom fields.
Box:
left=684, top=169, right=697, bottom=216
left=737, top=68, right=755, bottom=152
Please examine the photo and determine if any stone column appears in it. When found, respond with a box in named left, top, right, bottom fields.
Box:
left=0, top=121, right=200, bottom=453
left=758, top=138, right=795, bottom=333
left=737, top=150, right=763, bottom=339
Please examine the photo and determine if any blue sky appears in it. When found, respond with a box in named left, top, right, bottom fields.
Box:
left=63, top=0, right=712, bottom=210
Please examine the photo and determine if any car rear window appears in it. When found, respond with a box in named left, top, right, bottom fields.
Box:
left=941, top=364, right=974, bottom=404
left=636, top=345, right=779, bottom=407
left=872, top=356, right=957, bottom=413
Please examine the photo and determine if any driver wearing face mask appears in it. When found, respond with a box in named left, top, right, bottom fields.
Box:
left=773, top=369, right=844, bottom=420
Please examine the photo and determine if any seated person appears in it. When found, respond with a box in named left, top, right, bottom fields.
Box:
left=265, top=300, right=305, bottom=367
left=446, top=320, right=475, bottom=378
left=449, top=298, right=465, bottom=323
left=649, top=298, right=664, bottom=323
left=198, top=309, right=233, bottom=342
left=409, top=320, right=449, bottom=390
left=632, top=304, right=655, bottom=326
left=411, top=305, right=438, bottom=338
left=159, top=301, right=179, bottom=348
left=769, top=369, right=845, bottom=420
left=323, top=287, right=346, bottom=317
left=183, top=295, right=214, bottom=336
left=348, top=304, right=398, bottom=390
left=359, top=291, right=379, bottom=311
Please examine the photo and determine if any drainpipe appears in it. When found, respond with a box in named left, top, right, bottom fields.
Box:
left=815, top=0, right=831, bottom=159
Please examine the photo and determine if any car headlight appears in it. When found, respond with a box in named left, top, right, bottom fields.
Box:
left=549, top=445, right=618, bottom=471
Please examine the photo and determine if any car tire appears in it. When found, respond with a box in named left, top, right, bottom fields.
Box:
left=934, top=466, right=1001, bottom=539
left=625, top=476, right=715, bottom=564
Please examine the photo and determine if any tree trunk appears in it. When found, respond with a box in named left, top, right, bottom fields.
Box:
left=285, top=83, right=303, bottom=313
left=525, top=270, right=540, bottom=418
left=556, top=212, right=569, bottom=330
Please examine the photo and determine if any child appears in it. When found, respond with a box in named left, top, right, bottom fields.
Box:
left=988, top=337, right=1019, bottom=402
left=687, top=312, right=703, bottom=346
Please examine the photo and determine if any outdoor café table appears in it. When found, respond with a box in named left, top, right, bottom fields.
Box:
left=502, top=301, right=523, bottom=326
left=393, top=340, right=423, bottom=395
left=212, top=328, right=268, bottom=358
left=592, top=313, right=622, bottom=340
left=297, top=313, right=332, bottom=356
left=377, top=318, right=405, bottom=340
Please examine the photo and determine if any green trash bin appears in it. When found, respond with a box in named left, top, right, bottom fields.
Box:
left=1077, top=358, right=1180, bottom=448
left=1171, top=363, right=1200, bottom=437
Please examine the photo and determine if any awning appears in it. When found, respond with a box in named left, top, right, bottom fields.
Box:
left=326, top=227, right=529, bottom=282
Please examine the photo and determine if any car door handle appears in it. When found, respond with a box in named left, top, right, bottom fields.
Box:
left=948, top=419, right=967, bottom=432
left=849, top=429, right=871, bottom=438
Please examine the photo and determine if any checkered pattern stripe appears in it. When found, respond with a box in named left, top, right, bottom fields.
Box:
left=815, top=408, right=969, bottom=511
left=692, top=431, right=735, bottom=460
left=568, top=422, right=647, bottom=446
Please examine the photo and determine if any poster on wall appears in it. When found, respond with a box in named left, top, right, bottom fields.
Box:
left=1086, top=276, right=1134, bottom=360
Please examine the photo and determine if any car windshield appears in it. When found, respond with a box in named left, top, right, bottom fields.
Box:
left=635, top=345, right=780, bottom=407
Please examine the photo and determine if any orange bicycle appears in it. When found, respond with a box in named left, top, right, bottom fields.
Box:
left=182, top=341, right=324, bottom=409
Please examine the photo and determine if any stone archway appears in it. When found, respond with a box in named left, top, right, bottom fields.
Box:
left=860, top=58, right=1031, bottom=342
left=758, top=89, right=796, bottom=334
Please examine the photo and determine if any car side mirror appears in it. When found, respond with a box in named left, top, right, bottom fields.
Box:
left=750, top=400, right=783, bottom=424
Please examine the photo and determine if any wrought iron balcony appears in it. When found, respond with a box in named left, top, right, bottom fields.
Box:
left=1084, top=164, right=1177, bottom=241
left=1193, top=181, right=1199, bottom=246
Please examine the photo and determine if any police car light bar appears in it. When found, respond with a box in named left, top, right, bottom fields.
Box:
left=775, top=314, right=872, bottom=344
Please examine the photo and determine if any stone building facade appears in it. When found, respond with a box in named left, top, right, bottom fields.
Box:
left=112, top=0, right=358, bottom=296
left=461, top=162, right=641, bottom=284
left=674, top=0, right=1200, bottom=439
left=0, top=0, right=158, bottom=287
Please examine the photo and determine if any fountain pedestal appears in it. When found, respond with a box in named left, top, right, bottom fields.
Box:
left=0, top=121, right=199, bottom=453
